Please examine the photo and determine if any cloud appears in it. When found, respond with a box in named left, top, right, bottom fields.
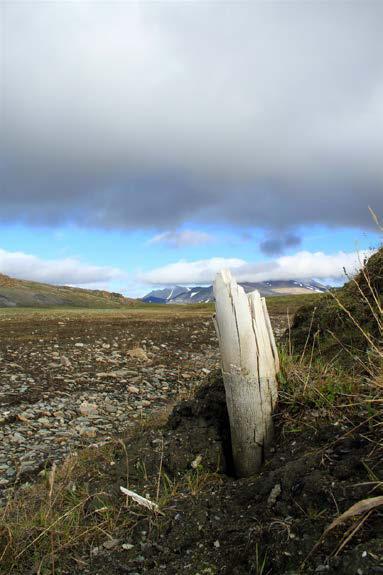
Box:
left=2, top=2, right=383, bottom=231
left=0, top=248, right=125, bottom=286
left=259, top=233, right=301, bottom=256
left=140, top=251, right=371, bottom=285
left=149, top=230, right=213, bottom=248
left=141, top=258, right=246, bottom=285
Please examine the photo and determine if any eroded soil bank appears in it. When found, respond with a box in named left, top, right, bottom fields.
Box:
left=87, top=375, right=383, bottom=575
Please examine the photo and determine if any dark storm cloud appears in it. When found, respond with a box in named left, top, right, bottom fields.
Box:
left=260, top=233, right=302, bottom=256
left=1, top=2, right=383, bottom=231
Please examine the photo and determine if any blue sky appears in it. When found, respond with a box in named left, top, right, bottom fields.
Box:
left=0, top=221, right=380, bottom=297
left=1, top=2, right=382, bottom=296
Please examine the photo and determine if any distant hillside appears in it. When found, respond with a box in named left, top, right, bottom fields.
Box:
left=143, top=279, right=327, bottom=304
left=0, top=273, right=136, bottom=308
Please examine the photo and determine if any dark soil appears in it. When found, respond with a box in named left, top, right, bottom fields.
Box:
left=87, top=374, right=383, bottom=575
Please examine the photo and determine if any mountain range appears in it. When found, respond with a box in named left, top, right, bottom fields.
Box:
left=142, top=279, right=327, bottom=304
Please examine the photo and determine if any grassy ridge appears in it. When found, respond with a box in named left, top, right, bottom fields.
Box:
left=290, top=247, right=382, bottom=371
left=264, top=292, right=322, bottom=316
left=0, top=274, right=136, bottom=308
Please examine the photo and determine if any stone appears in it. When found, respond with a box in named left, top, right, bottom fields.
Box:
left=127, top=347, right=149, bottom=361
left=37, top=417, right=51, bottom=425
left=12, top=432, right=25, bottom=443
left=61, top=355, right=72, bottom=367
left=104, top=404, right=117, bottom=413
left=267, top=483, right=281, bottom=506
left=17, top=413, right=30, bottom=423
left=103, top=538, right=120, bottom=549
left=79, top=402, right=98, bottom=417
left=20, top=462, right=39, bottom=474
left=191, top=454, right=202, bottom=469
left=79, top=427, right=97, bottom=438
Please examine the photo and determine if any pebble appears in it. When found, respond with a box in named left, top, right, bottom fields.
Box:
left=79, top=402, right=98, bottom=416
left=103, top=538, right=120, bottom=549
left=128, top=385, right=140, bottom=394
left=267, top=483, right=282, bottom=506
left=127, top=347, right=149, bottom=361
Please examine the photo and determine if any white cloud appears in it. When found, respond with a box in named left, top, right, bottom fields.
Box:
left=140, top=257, right=246, bottom=285
left=0, top=248, right=125, bottom=286
left=140, top=251, right=371, bottom=285
left=148, top=230, right=213, bottom=248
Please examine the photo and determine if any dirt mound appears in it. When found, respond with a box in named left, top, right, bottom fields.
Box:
left=113, top=375, right=233, bottom=492
left=290, top=247, right=383, bottom=369
left=165, top=376, right=234, bottom=474
left=94, top=375, right=383, bottom=575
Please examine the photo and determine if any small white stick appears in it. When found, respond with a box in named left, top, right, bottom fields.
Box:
left=120, top=486, right=161, bottom=513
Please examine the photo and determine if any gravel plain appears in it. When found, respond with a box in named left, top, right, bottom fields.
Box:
left=0, top=308, right=219, bottom=504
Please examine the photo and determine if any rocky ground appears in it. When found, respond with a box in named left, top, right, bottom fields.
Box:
left=1, top=306, right=381, bottom=574
left=0, top=308, right=221, bottom=504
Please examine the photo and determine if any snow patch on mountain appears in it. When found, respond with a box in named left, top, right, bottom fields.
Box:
left=142, top=280, right=328, bottom=304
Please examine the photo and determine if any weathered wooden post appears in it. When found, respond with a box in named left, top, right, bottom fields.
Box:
left=213, top=269, right=279, bottom=477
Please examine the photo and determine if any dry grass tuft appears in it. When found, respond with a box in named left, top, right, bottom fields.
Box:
left=0, top=411, right=222, bottom=574
left=0, top=441, right=131, bottom=574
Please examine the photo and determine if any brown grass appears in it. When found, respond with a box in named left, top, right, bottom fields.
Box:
left=0, top=408, right=222, bottom=575
left=0, top=441, right=129, bottom=574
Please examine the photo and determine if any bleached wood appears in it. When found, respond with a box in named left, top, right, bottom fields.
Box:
left=213, top=270, right=279, bottom=477
left=120, top=486, right=161, bottom=513
left=261, top=296, right=280, bottom=375
left=248, top=291, right=278, bottom=410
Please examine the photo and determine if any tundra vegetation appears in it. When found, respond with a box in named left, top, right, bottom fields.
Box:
left=0, top=249, right=382, bottom=574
